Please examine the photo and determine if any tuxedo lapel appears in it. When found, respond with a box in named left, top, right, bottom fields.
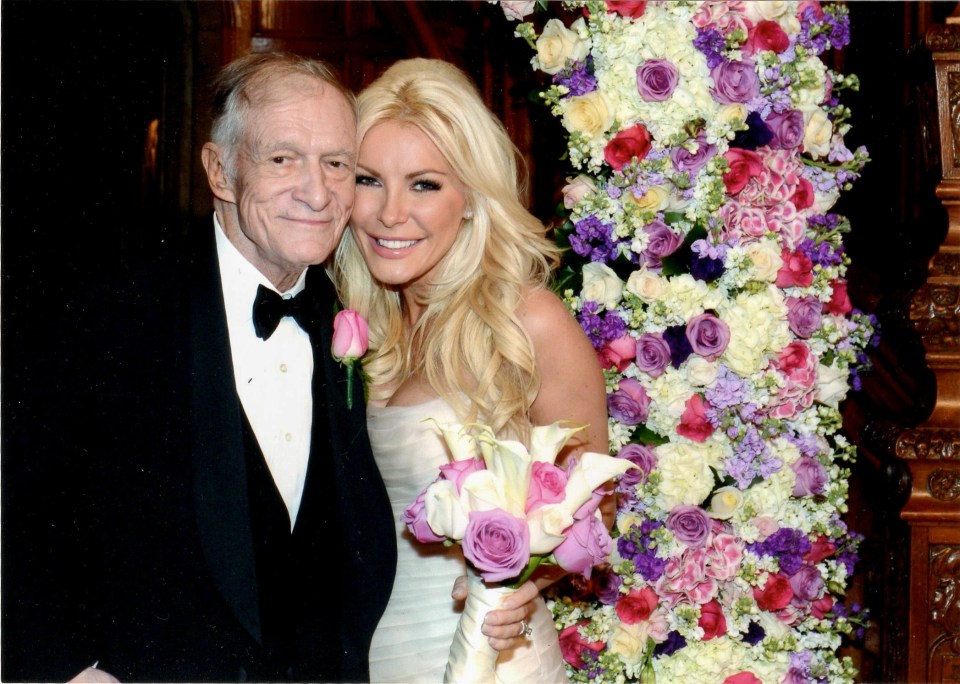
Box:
left=187, top=233, right=261, bottom=645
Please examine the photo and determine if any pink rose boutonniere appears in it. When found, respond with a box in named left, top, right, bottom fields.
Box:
left=331, top=309, right=368, bottom=409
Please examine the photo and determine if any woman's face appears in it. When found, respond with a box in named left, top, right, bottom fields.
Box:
left=350, top=121, right=469, bottom=298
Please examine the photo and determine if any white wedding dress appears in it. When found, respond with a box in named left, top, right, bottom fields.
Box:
left=366, top=397, right=567, bottom=683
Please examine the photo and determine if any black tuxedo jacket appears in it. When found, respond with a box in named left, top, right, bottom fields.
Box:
left=3, top=223, right=396, bottom=682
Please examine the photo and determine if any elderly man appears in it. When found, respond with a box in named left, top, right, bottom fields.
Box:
left=8, top=52, right=396, bottom=682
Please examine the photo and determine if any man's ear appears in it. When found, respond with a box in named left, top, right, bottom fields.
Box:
left=201, top=142, right=237, bottom=203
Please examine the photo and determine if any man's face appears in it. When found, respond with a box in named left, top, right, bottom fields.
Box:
left=211, top=75, right=357, bottom=290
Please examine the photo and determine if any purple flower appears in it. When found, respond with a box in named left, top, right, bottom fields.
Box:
left=690, top=254, right=725, bottom=283
left=578, top=301, right=627, bottom=349
left=665, top=505, right=711, bottom=548
left=570, top=215, right=620, bottom=263
left=607, top=378, right=651, bottom=426
left=636, top=59, right=679, bottom=102
left=663, top=324, right=693, bottom=368
left=731, top=111, right=774, bottom=150
left=593, top=568, right=623, bottom=605
left=642, top=220, right=683, bottom=266
left=792, top=455, right=828, bottom=496
left=786, top=296, right=823, bottom=339
left=748, top=528, right=812, bottom=576
left=671, top=135, right=717, bottom=176
left=401, top=483, right=446, bottom=544
left=635, top=333, right=671, bottom=378
left=686, top=313, right=730, bottom=361
left=710, top=59, right=761, bottom=104
left=766, top=109, right=805, bottom=149
left=553, top=513, right=612, bottom=580
left=653, top=630, right=687, bottom=657
left=789, top=564, right=825, bottom=601
left=554, top=58, right=598, bottom=96
left=616, top=443, right=658, bottom=491
left=743, top=621, right=766, bottom=645
left=694, top=28, right=725, bottom=68
left=617, top=520, right=667, bottom=581
left=462, top=509, right=530, bottom=583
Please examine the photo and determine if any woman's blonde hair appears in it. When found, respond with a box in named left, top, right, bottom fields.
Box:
left=332, top=58, right=561, bottom=437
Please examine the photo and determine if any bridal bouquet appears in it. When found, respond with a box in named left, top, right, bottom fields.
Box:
left=403, top=419, right=635, bottom=683
left=496, top=1, right=877, bottom=683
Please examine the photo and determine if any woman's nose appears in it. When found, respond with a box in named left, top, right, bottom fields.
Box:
left=378, top=191, right=407, bottom=228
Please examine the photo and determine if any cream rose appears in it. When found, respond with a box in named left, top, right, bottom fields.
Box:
left=685, top=356, right=719, bottom=387
left=626, top=268, right=670, bottom=301
left=581, top=262, right=624, bottom=310
left=561, top=89, right=614, bottom=139
left=535, top=17, right=589, bottom=75
left=817, top=362, right=850, bottom=407
left=709, top=486, right=744, bottom=520
left=799, top=104, right=833, bottom=159
left=561, top=174, right=597, bottom=209
left=608, top=623, right=647, bottom=666
left=624, top=185, right=670, bottom=212
left=745, top=240, right=784, bottom=282
left=499, top=0, right=536, bottom=21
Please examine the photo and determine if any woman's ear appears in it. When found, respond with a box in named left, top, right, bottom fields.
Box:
left=201, top=142, right=237, bottom=204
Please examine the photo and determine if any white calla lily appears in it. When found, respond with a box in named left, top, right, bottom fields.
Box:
left=560, top=452, right=636, bottom=515
left=423, top=480, right=469, bottom=539
left=427, top=420, right=481, bottom=461
left=527, top=503, right=575, bottom=554
left=477, top=434, right=532, bottom=516
left=459, top=469, right=508, bottom=513
left=529, top=421, right=587, bottom=463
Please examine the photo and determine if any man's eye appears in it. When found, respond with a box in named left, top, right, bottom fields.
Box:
left=271, top=156, right=288, bottom=164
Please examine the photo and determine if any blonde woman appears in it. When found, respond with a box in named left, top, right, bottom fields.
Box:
left=333, top=58, right=608, bottom=682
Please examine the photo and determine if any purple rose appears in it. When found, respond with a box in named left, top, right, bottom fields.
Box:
left=710, top=60, right=760, bottom=104
left=642, top=220, right=683, bottom=266
left=635, top=333, right=672, bottom=378
left=665, top=504, right=711, bottom=547
left=462, top=509, right=530, bottom=583
left=616, top=443, right=657, bottom=490
left=670, top=135, right=717, bottom=175
left=765, top=109, right=805, bottom=149
left=636, top=58, right=679, bottom=102
left=553, top=514, right=613, bottom=579
left=607, top=378, right=651, bottom=426
left=791, top=456, right=828, bottom=496
left=685, top=313, right=730, bottom=361
left=786, top=296, right=823, bottom=339
left=401, top=483, right=446, bottom=544
left=593, top=568, right=624, bottom=605
left=439, top=457, right=485, bottom=494
left=789, top=564, right=825, bottom=601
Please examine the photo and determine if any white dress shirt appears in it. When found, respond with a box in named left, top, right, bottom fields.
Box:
left=214, top=216, right=313, bottom=528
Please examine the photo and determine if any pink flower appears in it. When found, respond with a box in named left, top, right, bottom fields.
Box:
left=559, top=621, right=604, bottom=669
left=754, top=573, right=794, bottom=611
left=598, top=334, right=636, bottom=371
left=686, top=313, right=730, bottom=361
left=705, top=533, right=743, bottom=581
left=604, top=124, right=652, bottom=171
left=825, top=278, right=853, bottom=315
left=526, top=461, right=568, bottom=512
left=811, top=594, right=835, bottom=619
left=676, top=394, right=714, bottom=442
left=331, top=309, right=368, bottom=360
left=439, top=458, right=485, bottom=494
left=722, top=148, right=764, bottom=195
left=698, top=599, right=727, bottom=639
left=723, top=673, right=762, bottom=684
left=745, top=20, right=789, bottom=55
left=804, top=536, right=837, bottom=563
left=553, top=512, right=612, bottom=579
left=462, top=509, right=530, bottom=583
left=791, top=177, right=815, bottom=210
left=401, top=483, right=445, bottom=543
left=605, top=0, right=646, bottom=19
left=499, top=0, right=536, bottom=21
left=615, top=586, right=659, bottom=624
left=607, top=377, right=651, bottom=426
left=776, top=248, right=815, bottom=288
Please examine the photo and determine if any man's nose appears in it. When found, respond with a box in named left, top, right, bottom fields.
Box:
left=292, top=160, right=331, bottom=211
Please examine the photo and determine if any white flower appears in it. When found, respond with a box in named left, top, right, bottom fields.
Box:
left=798, top=104, right=834, bottom=159
left=817, top=362, right=850, bottom=407
left=535, top=17, right=589, bottom=75
left=626, top=267, right=670, bottom=301
left=581, top=262, right=625, bottom=310
left=561, top=89, right=615, bottom=138
left=424, top=480, right=468, bottom=539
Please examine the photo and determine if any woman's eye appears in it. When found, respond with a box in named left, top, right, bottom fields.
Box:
left=413, top=179, right=441, bottom=192
left=356, top=174, right=380, bottom=187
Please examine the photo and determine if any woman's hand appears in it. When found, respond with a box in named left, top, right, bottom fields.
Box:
left=451, top=577, right=538, bottom=651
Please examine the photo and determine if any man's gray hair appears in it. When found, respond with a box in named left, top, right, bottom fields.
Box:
left=209, top=52, right=357, bottom=178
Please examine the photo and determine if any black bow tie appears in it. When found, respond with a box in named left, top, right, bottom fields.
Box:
left=252, top=284, right=315, bottom=340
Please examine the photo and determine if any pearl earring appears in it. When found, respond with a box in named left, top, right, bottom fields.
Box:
left=463, top=210, right=474, bottom=220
